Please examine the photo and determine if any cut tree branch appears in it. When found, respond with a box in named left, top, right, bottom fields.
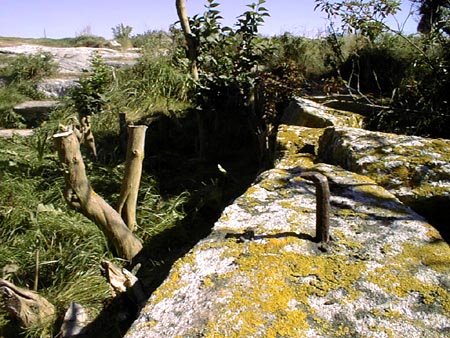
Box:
left=54, top=127, right=142, bottom=260
left=118, top=125, right=147, bottom=231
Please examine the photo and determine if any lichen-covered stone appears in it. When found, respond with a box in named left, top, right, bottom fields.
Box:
left=281, top=97, right=365, bottom=129
left=125, top=160, right=450, bottom=337
left=275, top=124, right=324, bottom=169
left=318, top=127, right=450, bottom=239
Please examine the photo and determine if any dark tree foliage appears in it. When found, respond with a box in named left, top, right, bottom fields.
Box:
left=415, top=0, right=450, bottom=35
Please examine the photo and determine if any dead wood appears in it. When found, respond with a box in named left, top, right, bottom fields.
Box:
left=79, top=114, right=97, bottom=157
left=117, top=125, right=147, bottom=231
left=54, top=127, right=142, bottom=260
left=60, top=302, right=89, bottom=338
left=0, top=279, right=55, bottom=328
left=176, top=0, right=199, bottom=80
left=101, top=260, right=146, bottom=307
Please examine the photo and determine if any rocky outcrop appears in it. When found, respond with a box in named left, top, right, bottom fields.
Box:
left=125, top=114, right=450, bottom=336
left=126, top=162, right=450, bottom=337
left=36, top=77, right=80, bottom=99
left=318, top=126, right=450, bottom=239
left=0, top=44, right=140, bottom=99
left=281, top=97, right=365, bottom=128
left=13, top=100, right=60, bottom=127
left=0, top=129, right=34, bottom=138
left=0, top=44, right=140, bottom=74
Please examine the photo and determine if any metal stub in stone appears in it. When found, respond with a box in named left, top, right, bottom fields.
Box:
left=299, top=171, right=331, bottom=250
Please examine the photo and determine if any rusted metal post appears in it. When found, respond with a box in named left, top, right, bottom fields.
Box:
left=300, top=171, right=331, bottom=249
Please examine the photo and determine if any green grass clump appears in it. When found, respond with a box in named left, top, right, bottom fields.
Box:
left=0, top=135, right=115, bottom=336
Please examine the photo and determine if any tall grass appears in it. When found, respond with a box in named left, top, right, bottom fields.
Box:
left=0, top=38, right=196, bottom=336
left=107, top=52, right=192, bottom=122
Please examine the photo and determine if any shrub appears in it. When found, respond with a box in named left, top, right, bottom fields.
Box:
left=1, top=52, right=57, bottom=83
left=70, top=52, right=113, bottom=117
left=72, top=35, right=112, bottom=48
left=112, top=23, right=133, bottom=49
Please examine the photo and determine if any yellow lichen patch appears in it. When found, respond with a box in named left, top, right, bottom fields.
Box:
left=148, top=264, right=184, bottom=306
left=245, top=185, right=262, bottom=196
left=332, top=230, right=363, bottom=251
left=367, top=241, right=450, bottom=313
left=203, top=237, right=366, bottom=337
left=278, top=200, right=309, bottom=212
left=260, top=177, right=288, bottom=191
left=402, top=241, right=450, bottom=273
left=353, top=182, right=397, bottom=202
left=338, top=208, right=369, bottom=219
left=277, top=153, right=316, bottom=169
left=423, top=223, right=443, bottom=240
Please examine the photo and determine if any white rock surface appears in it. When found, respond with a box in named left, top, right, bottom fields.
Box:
left=0, top=44, right=140, bottom=74
left=125, top=126, right=450, bottom=337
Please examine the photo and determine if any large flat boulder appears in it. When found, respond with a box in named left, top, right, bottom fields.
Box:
left=281, top=97, right=365, bottom=128
left=318, top=127, right=450, bottom=239
left=37, top=77, right=80, bottom=98
left=125, top=158, right=450, bottom=337
left=0, top=44, right=140, bottom=74
left=0, top=129, right=34, bottom=138
left=13, top=100, right=60, bottom=126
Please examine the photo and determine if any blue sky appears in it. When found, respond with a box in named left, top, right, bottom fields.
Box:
left=1, top=0, right=419, bottom=39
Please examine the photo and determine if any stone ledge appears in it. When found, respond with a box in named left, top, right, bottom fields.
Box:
left=281, top=97, right=365, bottom=129
left=13, top=100, right=61, bottom=126
left=125, top=161, right=450, bottom=337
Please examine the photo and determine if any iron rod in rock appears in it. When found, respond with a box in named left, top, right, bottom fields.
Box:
left=300, top=171, right=331, bottom=248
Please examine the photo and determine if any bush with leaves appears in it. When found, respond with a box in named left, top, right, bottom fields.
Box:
left=3, top=52, right=58, bottom=83
left=175, top=0, right=277, bottom=163
left=70, top=52, right=113, bottom=117
left=315, top=0, right=450, bottom=138
left=112, top=23, right=133, bottom=49
left=0, top=52, right=57, bottom=127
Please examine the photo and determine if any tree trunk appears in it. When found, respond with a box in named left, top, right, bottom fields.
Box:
left=53, top=127, right=142, bottom=260
left=117, top=125, right=147, bottom=231
left=176, top=0, right=199, bottom=80
left=0, top=279, right=55, bottom=328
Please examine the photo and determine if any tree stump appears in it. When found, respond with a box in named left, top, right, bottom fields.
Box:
left=53, top=127, right=142, bottom=260
left=117, top=125, right=147, bottom=231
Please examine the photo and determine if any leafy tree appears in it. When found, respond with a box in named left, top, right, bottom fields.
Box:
left=315, top=0, right=450, bottom=138
left=415, top=0, right=450, bottom=35
left=177, top=0, right=273, bottom=163
left=315, top=0, right=401, bottom=41
left=71, top=52, right=112, bottom=117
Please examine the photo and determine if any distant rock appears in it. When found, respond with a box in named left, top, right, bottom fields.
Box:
left=281, top=97, right=365, bottom=128
left=0, top=129, right=34, bottom=138
left=13, top=100, right=60, bottom=126
left=37, top=77, right=79, bottom=99
left=0, top=44, right=140, bottom=74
